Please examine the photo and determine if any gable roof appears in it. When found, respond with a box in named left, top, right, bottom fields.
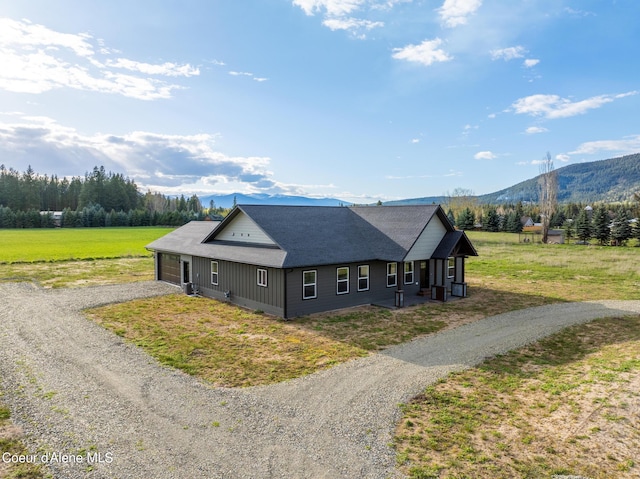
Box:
left=432, top=231, right=478, bottom=259
left=147, top=204, right=477, bottom=269
left=146, top=221, right=220, bottom=255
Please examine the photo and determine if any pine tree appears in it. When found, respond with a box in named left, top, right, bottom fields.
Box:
left=575, top=209, right=591, bottom=243
left=485, top=207, right=500, bottom=232
left=611, top=207, right=632, bottom=245
left=592, top=205, right=610, bottom=245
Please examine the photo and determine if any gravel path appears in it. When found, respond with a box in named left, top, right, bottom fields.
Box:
left=1, top=281, right=639, bottom=479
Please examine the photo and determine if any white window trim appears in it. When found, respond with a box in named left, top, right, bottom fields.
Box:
left=211, top=260, right=219, bottom=285
left=303, top=270, right=317, bottom=300
left=357, top=265, right=369, bottom=292
left=336, top=267, right=349, bottom=295
left=404, top=261, right=414, bottom=285
left=448, top=257, right=455, bottom=279
left=257, top=268, right=267, bottom=287
left=386, top=262, right=397, bottom=288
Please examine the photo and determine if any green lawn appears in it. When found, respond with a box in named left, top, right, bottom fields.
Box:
left=0, top=227, right=173, bottom=263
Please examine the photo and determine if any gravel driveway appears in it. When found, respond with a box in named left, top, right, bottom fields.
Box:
left=1, top=281, right=639, bottom=479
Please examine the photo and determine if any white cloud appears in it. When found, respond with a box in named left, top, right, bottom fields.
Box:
left=0, top=17, right=197, bottom=100
left=322, top=17, right=384, bottom=33
left=105, top=58, right=199, bottom=77
left=525, top=126, right=548, bottom=134
left=511, top=91, right=638, bottom=119
left=292, top=0, right=395, bottom=37
left=410, top=138, right=420, bottom=144
left=523, top=58, right=539, bottom=68
left=474, top=151, right=496, bottom=160
left=392, top=38, right=453, bottom=66
left=490, top=46, right=526, bottom=61
left=569, top=135, right=640, bottom=155
left=293, top=0, right=365, bottom=17
left=0, top=114, right=297, bottom=195
left=437, top=0, right=482, bottom=27
left=556, top=154, right=570, bottom=162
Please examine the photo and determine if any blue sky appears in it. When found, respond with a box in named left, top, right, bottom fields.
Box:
left=0, top=1, right=639, bottom=203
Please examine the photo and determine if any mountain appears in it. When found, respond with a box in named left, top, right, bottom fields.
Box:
left=199, top=193, right=349, bottom=209
left=384, top=153, right=640, bottom=206
left=478, top=153, right=640, bottom=204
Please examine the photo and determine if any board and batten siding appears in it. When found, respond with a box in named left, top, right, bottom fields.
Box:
left=285, top=261, right=418, bottom=318
left=404, top=216, right=448, bottom=262
left=191, top=256, right=285, bottom=317
left=214, top=212, right=276, bottom=245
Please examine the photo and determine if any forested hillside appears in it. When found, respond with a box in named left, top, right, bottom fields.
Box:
left=0, top=165, right=209, bottom=228
left=479, top=153, right=640, bottom=204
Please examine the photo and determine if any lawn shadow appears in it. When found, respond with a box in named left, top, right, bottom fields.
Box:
left=287, top=286, right=569, bottom=352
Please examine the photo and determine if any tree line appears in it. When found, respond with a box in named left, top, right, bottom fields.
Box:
left=0, top=165, right=222, bottom=228
left=448, top=200, right=640, bottom=246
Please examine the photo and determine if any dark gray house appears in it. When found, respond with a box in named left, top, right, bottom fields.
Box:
left=146, top=204, right=477, bottom=318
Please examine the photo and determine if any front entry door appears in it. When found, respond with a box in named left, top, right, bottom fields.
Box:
left=419, top=261, right=429, bottom=289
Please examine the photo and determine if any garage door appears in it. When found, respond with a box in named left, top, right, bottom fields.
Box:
left=158, top=253, right=180, bottom=284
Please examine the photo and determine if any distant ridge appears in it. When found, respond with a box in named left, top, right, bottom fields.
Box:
left=384, top=153, right=640, bottom=206
left=199, top=193, right=349, bottom=209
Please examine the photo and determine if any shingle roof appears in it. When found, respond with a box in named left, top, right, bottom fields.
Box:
left=432, top=231, right=478, bottom=259
left=147, top=204, right=477, bottom=269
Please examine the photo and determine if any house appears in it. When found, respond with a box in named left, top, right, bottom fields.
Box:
left=521, top=216, right=535, bottom=228
left=146, top=204, right=478, bottom=318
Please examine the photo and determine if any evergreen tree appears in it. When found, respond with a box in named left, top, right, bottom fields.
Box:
left=446, top=209, right=455, bottom=227
left=456, top=208, right=475, bottom=230
left=611, top=207, right=632, bottom=245
left=592, top=205, right=611, bottom=245
left=504, top=211, right=523, bottom=233
left=575, top=209, right=592, bottom=243
left=484, top=207, right=500, bottom=232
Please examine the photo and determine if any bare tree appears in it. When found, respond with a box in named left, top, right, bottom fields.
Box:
left=538, top=152, right=557, bottom=243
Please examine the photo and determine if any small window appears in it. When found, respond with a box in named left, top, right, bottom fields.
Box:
left=336, top=267, right=349, bottom=295
left=357, top=265, right=369, bottom=291
left=303, top=270, right=317, bottom=299
left=448, top=257, right=455, bottom=278
left=257, top=268, right=267, bottom=287
left=404, top=261, right=414, bottom=284
left=386, top=262, right=397, bottom=287
left=211, top=260, right=219, bottom=285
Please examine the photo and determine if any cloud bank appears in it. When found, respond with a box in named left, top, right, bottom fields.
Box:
left=0, top=17, right=198, bottom=100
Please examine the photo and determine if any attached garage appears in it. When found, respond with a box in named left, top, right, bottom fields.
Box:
left=158, top=253, right=180, bottom=284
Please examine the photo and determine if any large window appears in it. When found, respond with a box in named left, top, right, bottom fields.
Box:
left=386, top=262, right=397, bottom=287
left=448, top=257, right=455, bottom=278
left=336, top=267, right=349, bottom=295
left=404, top=261, right=414, bottom=284
left=257, top=268, right=267, bottom=287
left=211, top=260, right=219, bottom=285
left=357, top=265, right=369, bottom=291
left=303, top=270, right=317, bottom=299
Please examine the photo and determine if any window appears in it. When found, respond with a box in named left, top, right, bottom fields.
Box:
left=336, top=267, right=349, bottom=295
left=386, top=262, right=397, bottom=287
left=303, top=270, right=317, bottom=299
left=448, top=257, right=455, bottom=278
left=404, top=261, right=414, bottom=284
left=357, top=265, right=369, bottom=291
left=257, top=268, right=267, bottom=287
left=211, top=260, right=219, bottom=285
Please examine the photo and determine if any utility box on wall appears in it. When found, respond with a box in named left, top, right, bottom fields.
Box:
left=451, top=282, right=467, bottom=298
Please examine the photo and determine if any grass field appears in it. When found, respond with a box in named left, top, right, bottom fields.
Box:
left=0, top=227, right=172, bottom=263
left=2, top=228, right=640, bottom=477
left=0, top=227, right=170, bottom=287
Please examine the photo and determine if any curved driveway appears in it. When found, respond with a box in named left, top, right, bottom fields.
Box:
left=1, top=281, right=639, bottom=479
